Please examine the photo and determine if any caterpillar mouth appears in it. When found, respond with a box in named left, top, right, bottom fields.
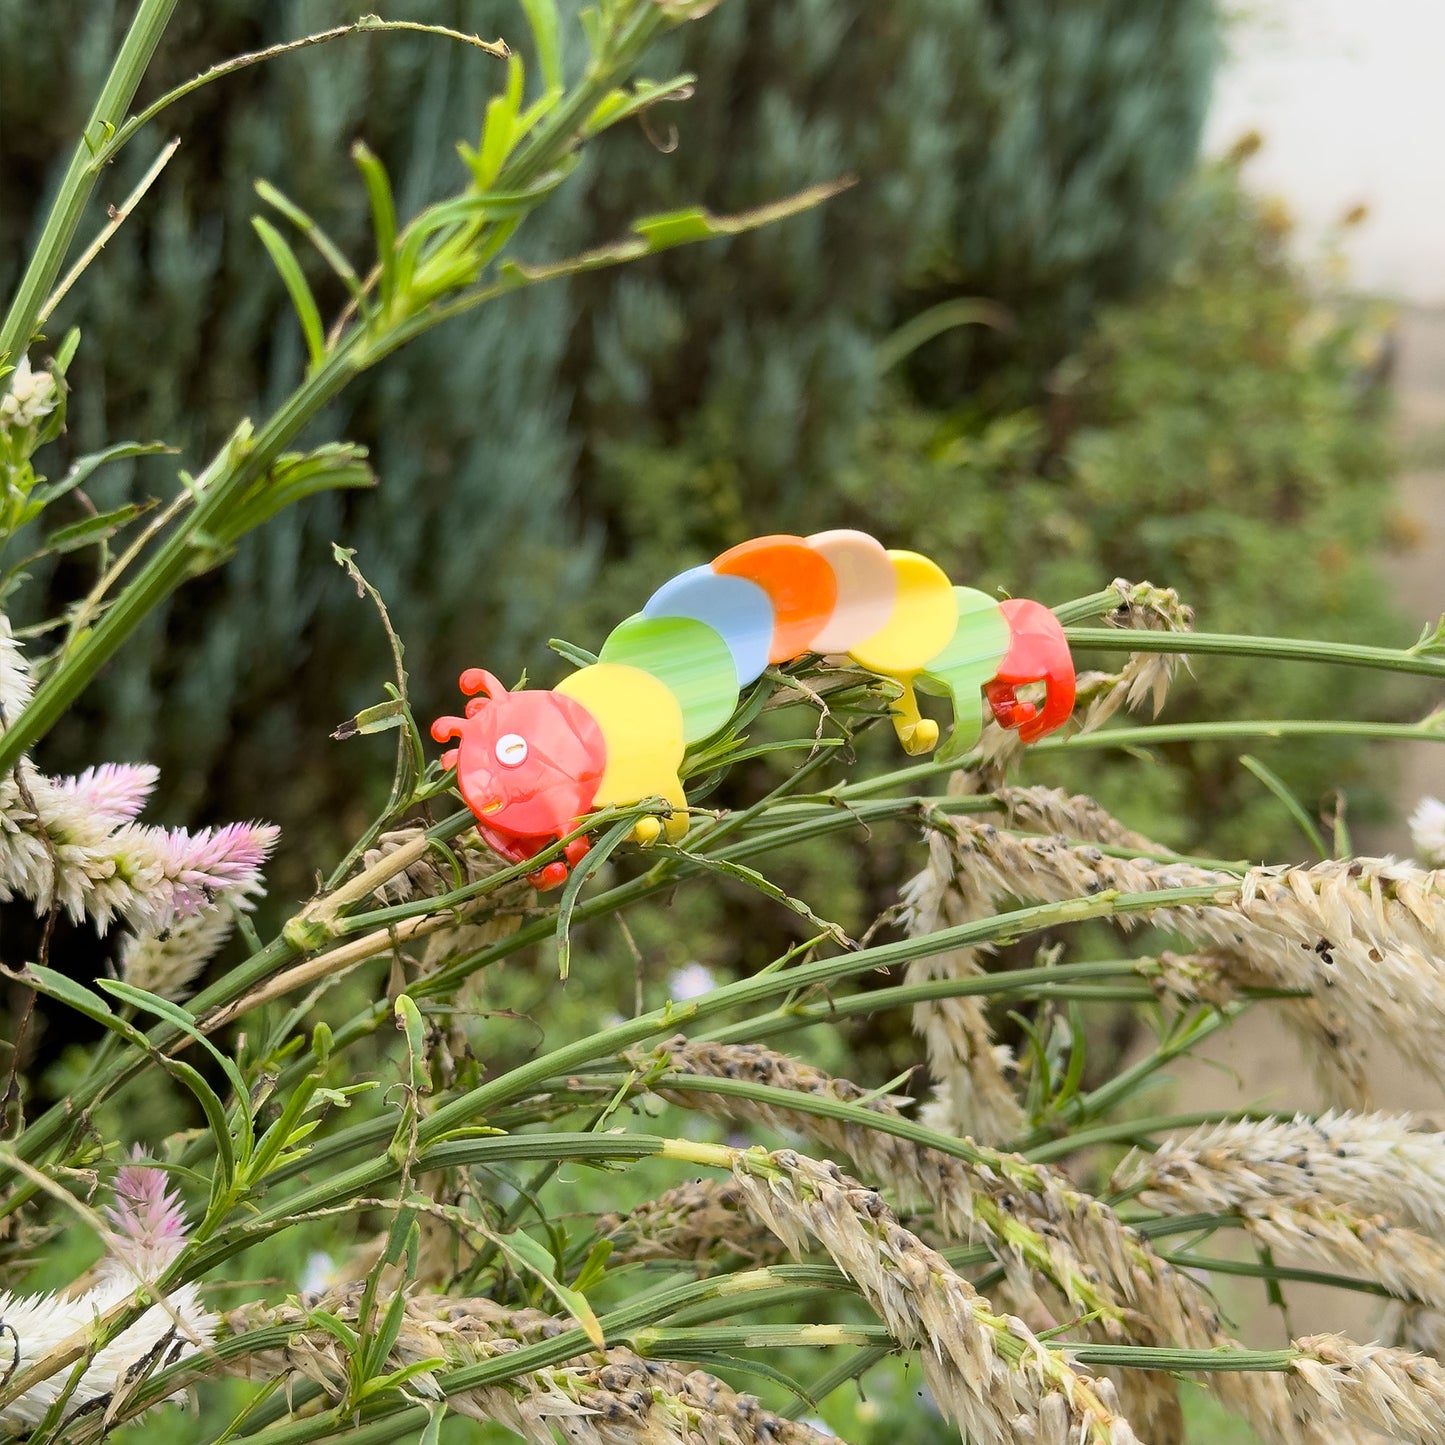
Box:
left=479, top=799, right=504, bottom=815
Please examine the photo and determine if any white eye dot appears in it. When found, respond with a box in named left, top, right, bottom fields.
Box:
left=495, top=733, right=529, bottom=768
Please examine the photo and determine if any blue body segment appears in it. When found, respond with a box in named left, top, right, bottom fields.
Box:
left=642, top=565, right=775, bottom=688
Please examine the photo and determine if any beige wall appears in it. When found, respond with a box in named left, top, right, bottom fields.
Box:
left=1208, top=0, right=1445, bottom=303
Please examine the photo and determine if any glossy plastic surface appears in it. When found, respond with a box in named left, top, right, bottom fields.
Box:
left=984, top=597, right=1077, bottom=743
left=805, top=529, right=897, bottom=653
left=643, top=565, right=774, bottom=687
left=556, top=662, right=688, bottom=842
left=435, top=531, right=1080, bottom=892
left=599, top=613, right=736, bottom=744
left=431, top=670, right=606, bottom=889
left=713, top=534, right=838, bottom=662
left=917, top=587, right=1011, bottom=759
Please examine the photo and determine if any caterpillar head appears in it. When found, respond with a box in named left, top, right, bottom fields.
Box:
left=432, top=669, right=607, bottom=856
left=984, top=600, right=1076, bottom=744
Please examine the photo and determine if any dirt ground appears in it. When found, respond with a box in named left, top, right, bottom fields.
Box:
left=1151, top=305, right=1445, bottom=1348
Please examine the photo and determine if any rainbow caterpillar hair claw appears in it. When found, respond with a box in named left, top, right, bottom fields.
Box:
left=432, top=530, right=1076, bottom=890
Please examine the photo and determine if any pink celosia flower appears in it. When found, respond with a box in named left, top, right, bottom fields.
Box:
left=103, top=1159, right=191, bottom=1280
left=0, top=617, right=281, bottom=944
left=52, top=762, right=160, bottom=826
left=116, top=820, right=280, bottom=928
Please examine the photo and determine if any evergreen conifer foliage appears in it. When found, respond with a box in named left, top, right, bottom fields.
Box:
left=0, top=0, right=1219, bottom=858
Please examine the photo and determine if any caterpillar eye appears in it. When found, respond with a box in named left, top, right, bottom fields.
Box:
left=495, top=733, right=529, bottom=767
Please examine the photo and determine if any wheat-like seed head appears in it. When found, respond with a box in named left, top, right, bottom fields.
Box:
left=229, top=1293, right=842, bottom=1444
left=898, top=823, right=1024, bottom=1143
left=1116, top=1112, right=1445, bottom=1242
left=1290, top=1334, right=1445, bottom=1444
left=1073, top=578, right=1194, bottom=732
left=597, top=1179, right=788, bottom=1268
left=639, top=1039, right=1310, bottom=1443
left=989, top=785, right=1163, bottom=851
left=728, top=1147, right=1141, bottom=1445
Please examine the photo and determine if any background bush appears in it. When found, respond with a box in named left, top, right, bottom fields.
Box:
left=1, top=0, right=1220, bottom=879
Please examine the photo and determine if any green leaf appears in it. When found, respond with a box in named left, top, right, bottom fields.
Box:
left=395, top=995, right=428, bottom=1096
left=418, top=1401, right=448, bottom=1445
left=167, top=1056, right=239, bottom=1205
left=255, top=178, right=367, bottom=312
left=495, top=1228, right=605, bottom=1348
left=332, top=698, right=408, bottom=741
left=548, top=636, right=599, bottom=668
left=96, top=978, right=255, bottom=1159
left=520, top=0, right=563, bottom=92
left=630, top=181, right=853, bottom=254
left=555, top=812, right=640, bottom=980
left=210, top=443, right=375, bottom=552
left=1240, top=754, right=1328, bottom=860
left=308, top=1310, right=361, bottom=1353
left=352, top=143, right=399, bottom=307
left=582, top=74, right=696, bottom=138
left=17, top=967, right=238, bottom=1196
left=29, top=440, right=172, bottom=511
left=569, top=1238, right=612, bottom=1295
left=252, top=216, right=326, bottom=368
left=877, top=297, right=1012, bottom=373
left=44, top=502, right=145, bottom=554
left=51, top=327, right=81, bottom=375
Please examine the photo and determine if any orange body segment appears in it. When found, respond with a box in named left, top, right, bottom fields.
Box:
left=713, top=534, right=839, bottom=663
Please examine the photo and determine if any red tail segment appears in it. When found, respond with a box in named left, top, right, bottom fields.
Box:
left=984, top=599, right=1076, bottom=744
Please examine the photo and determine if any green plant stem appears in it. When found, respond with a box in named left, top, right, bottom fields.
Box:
left=699, top=960, right=1160, bottom=1047
left=635, top=1326, right=1299, bottom=1373
left=0, top=0, right=180, bottom=367
left=246, top=885, right=1243, bottom=1198
left=1065, top=625, right=1445, bottom=678
left=1024, top=1109, right=1291, bottom=1164
left=1011, top=1004, right=1247, bottom=1152
left=90, top=20, right=508, bottom=172
left=1049, top=718, right=1445, bottom=751
left=1052, top=589, right=1125, bottom=626
left=0, top=341, right=362, bottom=774
left=1160, top=1250, right=1401, bottom=1300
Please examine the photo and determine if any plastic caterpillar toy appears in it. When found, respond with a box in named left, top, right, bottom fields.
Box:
left=432, top=530, right=1075, bottom=889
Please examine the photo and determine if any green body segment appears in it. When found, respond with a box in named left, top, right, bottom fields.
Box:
left=915, top=587, right=1011, bottom=760
left=599, top=614, right=739, bottom=745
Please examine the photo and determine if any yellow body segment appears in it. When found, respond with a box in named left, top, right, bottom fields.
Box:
left=846, top=551, right=958, bottom=753
left=556, top=663, right=689, bottom=841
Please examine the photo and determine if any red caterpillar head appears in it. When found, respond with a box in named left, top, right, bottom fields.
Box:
left=431, top=669, right=606, bottom=884
left=984, top=600, right=1076, bottom=744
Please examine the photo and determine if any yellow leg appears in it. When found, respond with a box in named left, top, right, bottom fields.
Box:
left=662, top=785, right=691, bottom=842
left=887, top=677, right=940, bottom=755
left=629, top=785, right=690, bottom=846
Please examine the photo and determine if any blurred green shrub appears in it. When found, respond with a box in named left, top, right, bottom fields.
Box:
left=0, top=0, right=1217, bottom=883
left=570, top=158, right=1404, bottom=1058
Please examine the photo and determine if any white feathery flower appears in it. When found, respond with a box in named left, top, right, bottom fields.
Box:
left=0, top=356, right=60, bottom=432
left=1409, top=797, right=1445, bottom=868
left=52, top=763, right=160, bottom=826
left=0, top=620, right=279, bottom=937
left=0, top=617, right=33, bottom=721
left=1291, top=1334, right=1445, bottom=1445
left=0, top=1161, right=216, bottom=1431
left=120, top=907, right=238, bottom=1001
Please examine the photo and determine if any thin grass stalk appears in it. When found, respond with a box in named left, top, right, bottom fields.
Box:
left=0, top=0, right=181, bottom=363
